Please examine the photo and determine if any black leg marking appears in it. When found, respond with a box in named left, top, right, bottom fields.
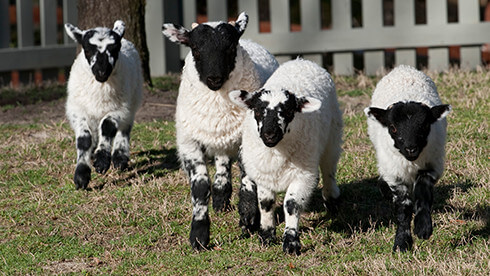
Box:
left=260, top=199, right=274, bottom=212
left=190, top=213, right=210, bottom=251
left=76, top=130, right=92, bottom=151
left=283, top=228, right=301, bottom=255
left=413, top=171, right=435, bottom=239
left=112, top=149, right=129, bottom=171
left=186, top=154, right=211, bottom=250
left=212, top=156, right=232, bottom=212
left=285, top=199, right=300, bottom=216
left=101, top=118, right=117, bottom=138
left=93, top=149, right=111, bottom=174
left=258, top=227, right=276, bottom=246
left=74, top=163, right=91, bottom=190
left=238, top=162, right=260, bottom=234
left=392, top=186, right=414, bottom=252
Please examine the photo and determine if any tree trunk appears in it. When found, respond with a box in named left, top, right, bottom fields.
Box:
left=77, top=0, right=152, bottom=87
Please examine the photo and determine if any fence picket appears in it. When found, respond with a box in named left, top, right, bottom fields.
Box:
left=16, top=0, right=34, bottom=48
left=0, top=1, right=9, bottom=48
left=428, top=48, right=449, bottom=71
left=238, top=0, right=259, bottom=34
left=395, top=49, right=416, bottom=67
left=208, top=0, right=228, bottom=21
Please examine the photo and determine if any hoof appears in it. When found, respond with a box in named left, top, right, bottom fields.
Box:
left=112, top=150, right=129, bottom=171
left=393, top=231, right=413, bottom=252
left=283, top=229, right=301, bottom=255
left=258, top=227, right=276, bottom=246
left=74, top=163, right=91, bottom=190
left=93, top=150, right=111, bottom=174
left=189, top=216, right=210, bottom=251
left=414, top=211, right=433, bottom=239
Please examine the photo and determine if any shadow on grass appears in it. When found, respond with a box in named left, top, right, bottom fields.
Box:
left=304, top=177, right=393, bottom=236
left=88, top=147, right=180, bottom=190
left=304, top=177, right=489, bottom=240
left=132, top=147, right=180, bottom=176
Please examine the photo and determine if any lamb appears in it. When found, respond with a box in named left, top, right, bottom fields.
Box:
left=364, top=65, right=451, bottom=252
left=162, top=12, right=279, bottom=250
left=64, top=20, right=142, bottom=190
left=229, top=58, right=343, bottom=255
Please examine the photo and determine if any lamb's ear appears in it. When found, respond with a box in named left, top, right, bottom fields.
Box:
left=64, top=23, right=83, bottom=44
left=113, top=20, right=125, bottom=37
left=233, top=12, right=248, bottom=36
left=365, top=107, right=390, bottom=127
left=162, top=23, right=190, bottom=45
left=430, top=104, right=451, bottom=122
left=297, top=96, right=322, bottom=113
left=229, top=90, right=253, bottom=109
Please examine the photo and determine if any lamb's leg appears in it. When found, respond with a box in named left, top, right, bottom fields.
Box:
left=238, top=160, right=260, bottom=234
left=112, top=125, right=132, bottom=171
left=181, top=145, right=211, bottom=251
left=283, top=180, right=313, bottom=255
left=212, top=155, right=232, bottom=212
left=70, top=115, right=94, bottom=190
left=93, top=115, right=119, bottom=174
left=390, top=183, right=414, bottom=252
left=413, top=170, right=435, bottom=240
left=319, top=144, right=341, bottom=198
left=257, top=185, right=275, bottom=246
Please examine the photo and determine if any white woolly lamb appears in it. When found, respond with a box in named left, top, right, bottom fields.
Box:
left=229, top=58, right=343, bottom=255
left=364, top=64, right=451, bottom=252
left=64, top=20, right=142, bottom=190
left=162, top=12, right=279, bottom=250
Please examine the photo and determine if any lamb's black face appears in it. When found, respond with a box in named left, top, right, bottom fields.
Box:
left=162, top=12, right=249, bottom=91
left=188, top=24, right=240, bottom=90
left=367, top=102, right=451, bottom=161
left=64, top=20, right=125, bottom=83
left=82, top=29, right=122, bottom=82
left=244, top=89, right=299, bottom=147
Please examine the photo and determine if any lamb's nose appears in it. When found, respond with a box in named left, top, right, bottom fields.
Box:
left=207, top=76, right=222, bottom=86
left=263, top=132, right=276, bottom=141
left=405, top=147, right=418, bottom=155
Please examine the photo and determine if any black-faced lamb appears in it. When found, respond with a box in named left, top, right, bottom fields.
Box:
left=229, top=58, right=343, bottom=255
left=162, top=12, right=279, bottom=250
left=64, top=20, right=142, bottom=189
left=364, top=65, right=451, bottom=252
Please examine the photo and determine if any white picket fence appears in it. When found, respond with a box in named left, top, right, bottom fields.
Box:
left=0, top=0, right=77, bottom=84
left=147, top=0, right=490, bottom=76
left=1, top=0, right=490, bottom=86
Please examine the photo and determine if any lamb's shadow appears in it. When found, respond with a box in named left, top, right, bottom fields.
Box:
left=132, top=147, right=180, bottom=176
left=87, top=147, right=180, bottom=190
left=305, top=177, right=393, bottom=235
left=304, top=177, right=489, bottom=241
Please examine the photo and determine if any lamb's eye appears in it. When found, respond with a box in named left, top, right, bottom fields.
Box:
left=389, top=124, right=397, bottom=133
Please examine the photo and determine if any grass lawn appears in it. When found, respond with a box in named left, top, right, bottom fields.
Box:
left=0, top=69, right=488, bottom=274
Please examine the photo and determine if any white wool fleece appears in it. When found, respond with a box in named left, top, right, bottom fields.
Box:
left=366, top=65, right=448, bottom=185
left=66, top=39, right=142, bottom=134
left=176, top=39, right=278, bottom=157
left=240, top=58, right=343, bottom=197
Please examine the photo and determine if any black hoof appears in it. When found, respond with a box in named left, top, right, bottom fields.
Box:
left=258, top=227, right=276, bottom=246
left=93, top=150, right=111, bottom=174
left=414, top=212, right=433, bottom=239
left=112, top=149, right=129, bottom=171
left=238, top=189, right=260, bottom=233
left=393, top=232, right=413, bottom=252
left=283, top=230, right=301, bottom=255
left=212, top=184, right=232, bottom=212
left=189, top=216, right=210, bottom=251
left=74, top=163, right=91, bottom=190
